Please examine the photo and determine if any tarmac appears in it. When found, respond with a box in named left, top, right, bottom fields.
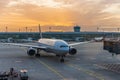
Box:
left=0, top=42, right=120, bottom=80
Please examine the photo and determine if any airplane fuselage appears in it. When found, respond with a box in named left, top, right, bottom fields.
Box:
left=37, top=39, right=70, bottom=55
left=26, top=38, right=77, bottom=62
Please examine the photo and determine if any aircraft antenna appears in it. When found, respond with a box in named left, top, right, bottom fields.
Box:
left=38, top=24, right=42, bottom=39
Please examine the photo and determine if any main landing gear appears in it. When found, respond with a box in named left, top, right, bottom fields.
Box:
left=35, top=49, right=41, bottom=57
left=35, top=54, right=41, bottom=57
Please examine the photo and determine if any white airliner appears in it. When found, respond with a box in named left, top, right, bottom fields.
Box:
left=2, top=25, right=89, bottom=62
left=4, top=38, right=89, bottom=62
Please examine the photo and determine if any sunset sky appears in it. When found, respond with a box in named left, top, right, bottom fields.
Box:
left=0, top=0, right=120, bottom=32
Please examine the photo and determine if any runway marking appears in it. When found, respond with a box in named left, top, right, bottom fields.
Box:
left=36, top=58, right=65, bottom=79
left=65, top=63, right=105, bottom=80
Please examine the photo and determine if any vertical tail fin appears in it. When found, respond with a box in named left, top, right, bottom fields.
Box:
left=38, top=24, right=42, bottom=39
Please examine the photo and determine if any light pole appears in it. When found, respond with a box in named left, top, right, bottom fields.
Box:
left=25, top=27, right=28, bottom=32
left=97, top=27, right=99, bottom=32
left=30, top=29, right=32, bottom=32
left=49, top=27, right=51, bottom=32
left=6, top=26, right=8, bottom=32
left=117, top=28, right=120, bottom=32
left=19, top=28, right=21, bottom=32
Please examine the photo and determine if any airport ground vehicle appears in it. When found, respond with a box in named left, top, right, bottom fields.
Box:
left=0, top=72, right=9, bottom=80
left=0, top=68, right=28, bottom=80
left=19, top=70, right=28, bottom=80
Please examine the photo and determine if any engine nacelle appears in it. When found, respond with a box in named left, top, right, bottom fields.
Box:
left=27, top=48, right=36, bottom=56
left=69, top=47, right=77, bottom=55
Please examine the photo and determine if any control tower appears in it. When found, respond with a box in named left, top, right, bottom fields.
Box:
left=74, top=25, right=81, bottom=32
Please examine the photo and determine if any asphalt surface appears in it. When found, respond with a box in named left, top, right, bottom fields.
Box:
left=0, top=42, right=120, bottom=80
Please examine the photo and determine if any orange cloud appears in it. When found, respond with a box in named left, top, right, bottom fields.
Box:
left=0, top=0, right=120, bottom=32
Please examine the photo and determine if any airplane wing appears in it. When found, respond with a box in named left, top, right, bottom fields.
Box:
left=1, top=41, right=92, bottom=49
left=69, top=41, right=92, bottom=46
left=1, top=43, right=46, bottom=50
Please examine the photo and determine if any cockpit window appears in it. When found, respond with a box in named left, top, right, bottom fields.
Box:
left=60, top=45, right=68, bottom=48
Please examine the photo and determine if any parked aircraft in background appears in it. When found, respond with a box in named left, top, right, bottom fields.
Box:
left=94, top=37, right=103, bottom=42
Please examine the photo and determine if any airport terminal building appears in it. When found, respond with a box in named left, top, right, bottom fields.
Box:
left=0, top=32, right=120, bottom=42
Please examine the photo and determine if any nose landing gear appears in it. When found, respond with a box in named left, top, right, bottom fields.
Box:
left=60, top=55, right=65, bottom=63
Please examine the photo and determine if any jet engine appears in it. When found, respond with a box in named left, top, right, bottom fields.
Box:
left=69, top=47, right=77, bottom=55
left=27, top=47, right=36, bottom=56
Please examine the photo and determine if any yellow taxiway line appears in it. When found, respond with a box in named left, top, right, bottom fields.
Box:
left=22, top=48, right=65, bottom=79
left=36, top=58, right=65, bottom=79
